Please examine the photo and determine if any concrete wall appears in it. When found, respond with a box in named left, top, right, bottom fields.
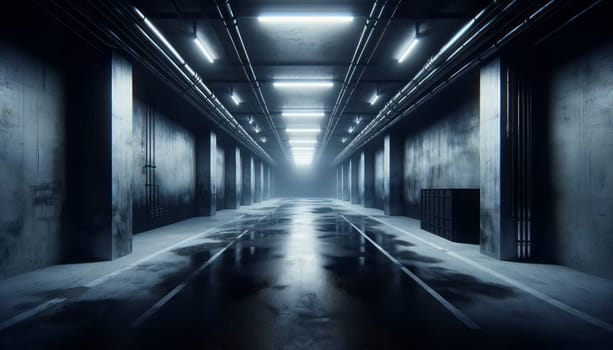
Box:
left=374, top=147, right=384, bottom=210
left=132, top=99, right=196, bottom=233
left=402, top=77, right=480, bottom=218
left=216, top=143, right=226, bottom=210
left=0, top=44, right=65, bottom=278
left=537, top=16, right=613, bottom=278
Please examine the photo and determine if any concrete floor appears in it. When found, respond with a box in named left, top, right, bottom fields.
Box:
left=0, top=199, right=612, bottom=349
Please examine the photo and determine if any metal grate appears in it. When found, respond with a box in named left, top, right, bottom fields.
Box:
left=507, top=65, right=533, bottom=259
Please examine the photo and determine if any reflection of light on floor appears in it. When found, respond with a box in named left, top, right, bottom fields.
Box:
left=277, top=205, right=324, bottom=293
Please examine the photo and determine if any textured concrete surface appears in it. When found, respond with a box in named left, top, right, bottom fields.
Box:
left=402, top=77, right=480, bottom=218
left=545, top=36, right=613, bottom=278
left=224, top=145, right=241, bottom=209
left=384, top=134, right=403, bottom=216
left=109, top=53, right=133, bottom=259
left=479, top=58, right=514, bottom=259
left=132, top=98, right=196, bottom=233
left=360, top=150, right=375, bottom=208
left=349, top=156, right=359, bottom=204
left=216, top=141, right=226, bottom=210
left=241, top=153, right=254, bottom=206
left=0, top=199, right=611, bottom=349
left=0, top=44, right=65, bottom=278
left=196, top=130, right=217, bottom=216
left=374, top=147, right=384, bottom=210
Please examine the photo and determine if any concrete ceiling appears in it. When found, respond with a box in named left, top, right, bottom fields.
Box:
left=130, top=0, right=489, bottom=167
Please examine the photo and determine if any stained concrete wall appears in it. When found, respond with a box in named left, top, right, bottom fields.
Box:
left=0, top=44, right=65, bottom=278
left=402, top=76, right=480, bottom=218
left=535, top=13, right=613, bottom=278
left=132, top=100, right=196, bottom=233
left=216, top=143, right=226, bottom=210
left=374, top=147, right=385, bottom=210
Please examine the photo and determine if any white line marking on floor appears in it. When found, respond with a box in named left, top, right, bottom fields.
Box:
left=0, top=298, right=67, bottom=332
left=85, top=215, right=246, bottom=288
left=340, top=202, right=613, bottom=334
left=340, top=215, right=480, bottom=330
left=132, top=223, right=261, bottom=327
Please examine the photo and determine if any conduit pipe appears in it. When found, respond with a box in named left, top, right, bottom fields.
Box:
left=41, top=0, right=274, bottom=164
left=333, top=0, right=584, bottom=165
left=216, top=0, right=288, bottom=160
left=319, top=0, right=402, bottom=156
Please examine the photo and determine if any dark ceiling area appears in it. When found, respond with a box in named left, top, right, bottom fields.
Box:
left=129, top=0, right=489, bottom=167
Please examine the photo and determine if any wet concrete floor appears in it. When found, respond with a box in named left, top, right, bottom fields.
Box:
left=1, top=199, right=612, bottom=349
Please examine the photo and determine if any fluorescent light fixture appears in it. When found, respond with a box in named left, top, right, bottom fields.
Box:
left=286, top=128, right=321, bottom=133
left=291, top=147, right=316, bottom=151
left=194, top=37, right=214, bottom=63
left=258, top=15, right=353, bottom=24
left=282, top=112, right=325, bottom=118
left=348, top=126, right=355, bottom=134
left=289, top=139, right=317, bottom=144
left=230, top=93, right=240, bottom=105
left=248, top=116, right=255, bottom=125
left=273, top=81, right=334, bottom=89
left=355, top=116, right=362, bottom=124
left=398, top=38, right=419, bottom=63
left=369, top=93, right=379, bottom=105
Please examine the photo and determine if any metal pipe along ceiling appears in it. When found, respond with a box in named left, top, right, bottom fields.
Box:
left=40, top=0, right=274, bottom=165
left=215, top=0, right=288, bottom=161
left=333, top=0, right=589, bottom=165
left=319, top=0, right=402, bottom=157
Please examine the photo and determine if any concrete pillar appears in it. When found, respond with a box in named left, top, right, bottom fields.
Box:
left=66, top=52, right=133, bottom=261
left=361, top=149, right=375, bottom=208
left=196, top=130, right=217, bottom=216
left=350, top=156, right=360, bottom=204
left=254, top=160, right=262, bottom=203
left=224, top=145, right=240, bottom=209
left=342, top=162, right=350, bottom=201
left=337, top=166, right=342, bottom=199
left=241, top=153, right=254, bottom=205
left=480, top=58, right=515, bottom=259
left=263, top=165, right=271, bottom=200
left=384, top=133, right=403, bottom=215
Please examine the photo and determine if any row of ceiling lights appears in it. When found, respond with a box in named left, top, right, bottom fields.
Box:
left=189, top=14, right=420, bottom=166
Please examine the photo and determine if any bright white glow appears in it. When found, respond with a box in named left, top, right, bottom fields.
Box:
left=258, top=15, right=353, bottom=24
left=273, top=81, right=334, bottom=89
left=254, top=126, right=261, bottom=133
left=348, top=126, right=355, bottom=134
left=248, top=117, right=254, bottom=125
left=341, top=137, right=348, bottom=143
left=398, top=38, right=419, bottom=63
left=143, top=18, right=185, bottom=65
left=194, top=37, right=214, bottom=63
left=231, top=93, right=240, bottom=105
left=286, top=128, right=321, bottom=133
left=369, top=93, right=380, bottom=105
left=289, top=139, right=317, bottom=144
left=282, top=112, right=325, bottom=118
left=291, top=147, right=316, bottom=151
left=355, top=116, right=362, bottom=124
left=260, top=137, right=267, bottom=143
